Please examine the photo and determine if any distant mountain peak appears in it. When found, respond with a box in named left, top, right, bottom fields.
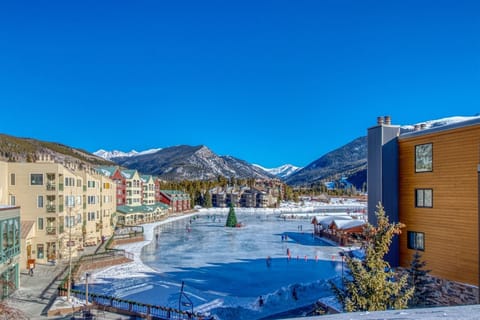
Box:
left=254, top=164, right=302, bottom=180
left=106, top=145, right=274, bottom=181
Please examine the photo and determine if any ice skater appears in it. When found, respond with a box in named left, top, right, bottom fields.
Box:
left=292, top=287, right=298, bottom=300
left=258, top=296, right=264, bottom=307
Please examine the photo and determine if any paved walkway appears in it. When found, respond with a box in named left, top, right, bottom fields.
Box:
left=5, top=245, right=133, bottom=319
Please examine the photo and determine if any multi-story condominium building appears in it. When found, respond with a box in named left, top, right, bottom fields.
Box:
left=225, top=187, right=240, bottom=207
left=211, top=188, right=226, bottom=208
left=123, top=170, right=142, bottom=206
left=0, top=161, right=21, bottom=299
left=141, top=175, right=156, bottom=205
left=368, top=116, right=479, bottom=288
left=98, top=166, right=126, bottom=206
left=80, top=168, right=116, bottom=246
left=6, top=160, right=116, bottom=270
left=158, top=190, right=191, bottom=212
left=240, top=188, right=256, bottom=208
left=98, top=173, right=117, bottom=240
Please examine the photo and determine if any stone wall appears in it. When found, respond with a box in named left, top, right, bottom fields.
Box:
left=426, top=276, right=478, bottom=306
left=397, top=268, right=479, bottom=306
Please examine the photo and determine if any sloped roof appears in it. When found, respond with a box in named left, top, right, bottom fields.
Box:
left=96, top=166, right=119, bottom=177
left=121, top=169, right=137, bottom=179
left=117, top=203, right=169, bottom=215
left=21, top=220, right=35, bottom=239
left=332, top=219, right=365, bottom=231
left=313, top=215, right=352, bottom=228
left=140, top=175, right=153, bottom=183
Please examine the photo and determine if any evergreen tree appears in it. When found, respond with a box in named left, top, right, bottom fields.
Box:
left=331, top=203, right=414, bottom=312
left=407, top=250, right=434, bottom=307
left=225, top=203, right=238, bottom=227
left=204, top=191, right=212, bottom=208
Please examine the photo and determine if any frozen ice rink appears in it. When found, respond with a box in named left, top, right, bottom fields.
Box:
left=87, top=211, right=345, bottom=319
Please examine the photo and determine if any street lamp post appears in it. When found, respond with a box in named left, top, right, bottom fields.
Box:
left=85, top=272, right=90, bottom=306
left=339, top=250, right=345, bottom=287
left=67, top=210, right=73, bottom=302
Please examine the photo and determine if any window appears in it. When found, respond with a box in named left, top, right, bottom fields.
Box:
left=407, top=231, right=425, bottom=251
left=65, top=216, right=74, bottom=227
left=9, top=195, right=15, bottom=206
left=38, top=217, right=44, bottom=230
left=88, top=181, right=96, bottom=188
left=88, top=212, right=96, bottom=221
left=37, top=195, right=44, bottom=208
left=37, top=244, right=44, bottom=259
left=415, top=143, right=433, bottom=172
left=416, top=189, right=433, bottom=207
left=88, top=196, right=96, bottom=204
left=10, top=173, right=15, bottom=185
left=31, top=174, right=44, bottom=185
left=77, top=179, right=82, bottom=187
left=65, top=195, right=75, bottom=208
left=65, top=177, right=75, bottom=186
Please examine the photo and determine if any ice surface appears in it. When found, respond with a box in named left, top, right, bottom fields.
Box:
left=86, top=209, right=350, bottom=319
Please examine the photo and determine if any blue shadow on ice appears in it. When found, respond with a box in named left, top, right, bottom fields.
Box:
left=277, top=231, right=334, bottom=247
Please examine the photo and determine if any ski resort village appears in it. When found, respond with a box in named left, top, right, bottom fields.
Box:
left=0, top=115, right=479, bottom=319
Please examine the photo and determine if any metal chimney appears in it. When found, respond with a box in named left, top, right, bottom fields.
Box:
left=377, top=116, right=384, bottom=125
left=384, top=115, right=391, bottom=125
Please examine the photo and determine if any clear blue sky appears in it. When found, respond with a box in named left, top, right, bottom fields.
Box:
left=0, top=1, right=478, bottom=168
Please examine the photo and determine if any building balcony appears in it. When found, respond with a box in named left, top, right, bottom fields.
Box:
left=46, top=183, right=56, bottom=191
left=46, top=227, right=57, bottom=235
left=46, top=205, right=56, bottom=213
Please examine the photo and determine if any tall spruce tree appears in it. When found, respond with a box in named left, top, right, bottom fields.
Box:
left=331, top=203, right=414, bottom=312
left=407, top=250, right=434, bottom=307
left=225, top=203, right=238, bottom=227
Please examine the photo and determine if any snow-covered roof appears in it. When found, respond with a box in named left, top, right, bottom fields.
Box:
left=313, top=215, right=352, bottom=228
left=400, top=115, right=480, bottom=139
left=332, top=219, right=365, bottom=231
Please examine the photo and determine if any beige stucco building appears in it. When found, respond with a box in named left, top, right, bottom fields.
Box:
left=5, top=160, right=116, bottom=270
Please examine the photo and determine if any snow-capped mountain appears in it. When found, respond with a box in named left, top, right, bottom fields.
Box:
left=107, top=145, right=275, bottom=181
left=94, top=148, right=162, bottom=161
left=254, top=164, right=302, bottom=180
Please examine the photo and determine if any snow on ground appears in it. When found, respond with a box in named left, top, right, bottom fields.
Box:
left=86, top=202, right=363, bottom=319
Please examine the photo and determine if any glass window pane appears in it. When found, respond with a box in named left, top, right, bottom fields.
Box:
left=416, top=190, right=424, bottom=207
left=415, top=144, right=433, bottom=172
left=424, top=190, right=432, bottom=207
left=31, top=174, right=44, bottom=185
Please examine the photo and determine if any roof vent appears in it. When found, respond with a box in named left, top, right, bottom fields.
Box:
left=377, top=116, right=384, bottom=125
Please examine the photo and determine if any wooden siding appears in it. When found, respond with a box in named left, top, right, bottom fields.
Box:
left=398, top=125, right=479, bottom=286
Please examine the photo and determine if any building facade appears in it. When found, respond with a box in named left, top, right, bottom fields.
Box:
left=158, top=190, right=191, bottom=212
left=6, top=161, right=116, bottom=269
left=368, top=116, right=480, bottom=288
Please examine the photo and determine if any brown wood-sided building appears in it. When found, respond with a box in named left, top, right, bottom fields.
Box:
left=368, top=116, right=479, bottom=289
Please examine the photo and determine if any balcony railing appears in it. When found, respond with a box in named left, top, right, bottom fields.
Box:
left=46, top=205, right=56, bottom=213
left=46, top=183, right=56, bottom=191
left=46, top=227, right=57, bottom=235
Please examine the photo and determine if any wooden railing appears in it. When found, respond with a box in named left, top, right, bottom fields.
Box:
left=57, top=287, right=211, bottom=320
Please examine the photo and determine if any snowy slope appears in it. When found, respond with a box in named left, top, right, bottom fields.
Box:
left=254, top=164, right=302, bottom=180
left=94, top=148, right=162, bottom=160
